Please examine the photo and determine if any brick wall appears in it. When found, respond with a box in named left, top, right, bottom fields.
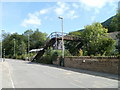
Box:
left=53, top=56, right=120, bottom=74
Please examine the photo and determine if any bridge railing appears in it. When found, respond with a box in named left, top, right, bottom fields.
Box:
left=48, top=32, right=68, bottom=39
left=45, top=32, right=68, bottom=44
left=41, top=32, right=82, bottom=48
left=47, top=32, right=81, bottom=40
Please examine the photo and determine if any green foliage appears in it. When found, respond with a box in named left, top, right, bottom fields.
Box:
left=39, top=48, right=72, bottom=64
left=64, top=49, right=72, bottom=56
left=110, top=12, right=120, bottom=32
left=51, top=51, right=59, bottom=61
left=102, top=9, right=120, bottom=32
left=66, top=22, right=116, bottom=56
left=116, top=33, right=120, bottom=54
left=102, top=16, right=115, bottom=32
left=69, top=31, right=82, bottom=36
left=30, top=29, right=47, bottom=49
left=39, top=55, right=52, bottom=64
left=2, top=29, right=47, bottom=59
left=81, top=22, right=115, bottom=56
left=65, top=31, right=83, bottom=55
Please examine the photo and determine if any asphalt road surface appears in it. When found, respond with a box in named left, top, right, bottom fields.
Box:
left=1, top=59, right=119, bottom=88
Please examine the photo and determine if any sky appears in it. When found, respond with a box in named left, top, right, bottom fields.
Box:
left=0, top=0, right=119, bottom=35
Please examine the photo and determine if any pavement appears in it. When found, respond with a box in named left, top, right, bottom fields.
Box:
left=1, top=58, right=119, bottom=88
left=0, top=62, right=2, bottom=90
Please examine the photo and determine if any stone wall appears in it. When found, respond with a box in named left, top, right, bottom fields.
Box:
left=109, top=31, right=120, bottom=45
left=53, top=56, right=120, bottom=74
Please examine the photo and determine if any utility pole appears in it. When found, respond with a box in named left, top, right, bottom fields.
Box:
left=0, top=30, right=2, bottom=62
left=55, top=32, right=58, bottom=49
left=3, top=48, right=5, bottom=61
left=28, top=34, right=30, bottom=61
left=13, top=38, right=16, bottom=58
left=1, top=31, right=2, bottom=62
left=1, top=30, right=4, bottom=62
left=58, top=16, right=64, bottom=66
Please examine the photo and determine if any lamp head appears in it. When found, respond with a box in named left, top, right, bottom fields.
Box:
left=58, top=16, right=63, bottom=19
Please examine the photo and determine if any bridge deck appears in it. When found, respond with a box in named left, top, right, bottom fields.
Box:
left=32, top=32, right=82, bottom=62
left=51, top=36, right=81, bottom=41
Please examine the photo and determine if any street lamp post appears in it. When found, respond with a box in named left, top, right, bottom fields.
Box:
left=3, top=48, right=5, bottom=61
left=13, top=38, right=16, bottom=58
left=1, top=31, right=2, bottom=62
left=1, top=30, right=5, bottom=62
left=58, top=16, right=64, bottom=66
left=28, top=34, right=30, bottom=61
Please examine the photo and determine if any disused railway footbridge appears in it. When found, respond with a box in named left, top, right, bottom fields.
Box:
left=32, top=32, right=82, bottom=62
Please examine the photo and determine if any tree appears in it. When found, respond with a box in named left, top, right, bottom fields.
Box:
left=110, top=9, right=120, bottom=54
left=23, top=29, right=33, bottom=36
left=116, top=33, right=120, bottom=54
left=81, top=22, right=115, bottom=56
left=30, top=29, right=47, bottom=49
left=65, top=31, right=83, bottom=56
left=66, top=23, right=116, bottom=56
left=2, top=29, right=47, bottom=59
left=102, top=8, right=120, bottom=32
left=110, top=9, right=120, bottom=32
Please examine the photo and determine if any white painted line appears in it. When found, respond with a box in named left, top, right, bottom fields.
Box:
left=70, top=82, right=91, bottom=89
left=7, top=63, right=15, bottom=88
left=74, top=79, right=81, bottom=83
left=0, top=63, right=2, bottom=90
left=70, top=82, right=81, bottom=88
left=43, top=71, right=59, bottom=79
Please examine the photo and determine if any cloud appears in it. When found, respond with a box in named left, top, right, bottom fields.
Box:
left=54, top=2, right=69, bottom=15
left=79, top=0, right=119, bottom=22
left=90, top=8, right=100, bottom=22
left=66, top=10, right=79, bottom=19
left=54, top=2, right=79, bottom=19
left=72, top=3, right=79, bottom=9
left=21, top=2, right=82, bottom=28
left=79, top=0, right=118, bottom=9
left=21, top=13, right=41, bottom=27
left=39, top=9, right=49, bottom=15
left=21, top=8, right=51, bottom=27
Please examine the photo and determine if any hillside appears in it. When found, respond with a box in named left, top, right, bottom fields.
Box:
left=101, top=16, right=113, bottom=29
left=71, top=15, right=117, bottom=34
left=101, top=15, right=117, bottom=32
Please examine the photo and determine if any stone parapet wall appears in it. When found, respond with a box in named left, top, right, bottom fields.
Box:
left=53, top=58, right=60, bottom=65
left=53, top=56, right=120, bottom=74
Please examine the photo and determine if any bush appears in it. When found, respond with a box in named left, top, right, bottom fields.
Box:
left=39, top=55, right=52, bottom=64
left=36, top=48, right=72, bottom=64
left=83, top=50, right=88, bottom=56
left=51, top=51, right=59, bottom=61
left=64, top=50, right=72, bottom=56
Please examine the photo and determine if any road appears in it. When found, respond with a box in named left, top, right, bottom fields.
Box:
left=1, top=59, right=119, bottom=88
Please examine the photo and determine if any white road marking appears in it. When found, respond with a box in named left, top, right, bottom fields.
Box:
left=7, top=62, right=15, bottom=88
left=43, top=71, right=59, bottom=79
left=0, top=63, right=2, bottom=90
left=70, top=82, right=81, bottom=88
left=65, top=72, right=72, bottom=75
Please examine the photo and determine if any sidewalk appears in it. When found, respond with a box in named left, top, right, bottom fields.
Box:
left=0, top=62, right=2, bottom=90
left=1, top=62, right=13, bottom=89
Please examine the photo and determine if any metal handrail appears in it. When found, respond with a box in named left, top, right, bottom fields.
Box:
left=40, top=32, right=82, bottom=48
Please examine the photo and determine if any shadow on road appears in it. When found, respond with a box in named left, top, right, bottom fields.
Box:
left=27, top=62, right=119, bottom=80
